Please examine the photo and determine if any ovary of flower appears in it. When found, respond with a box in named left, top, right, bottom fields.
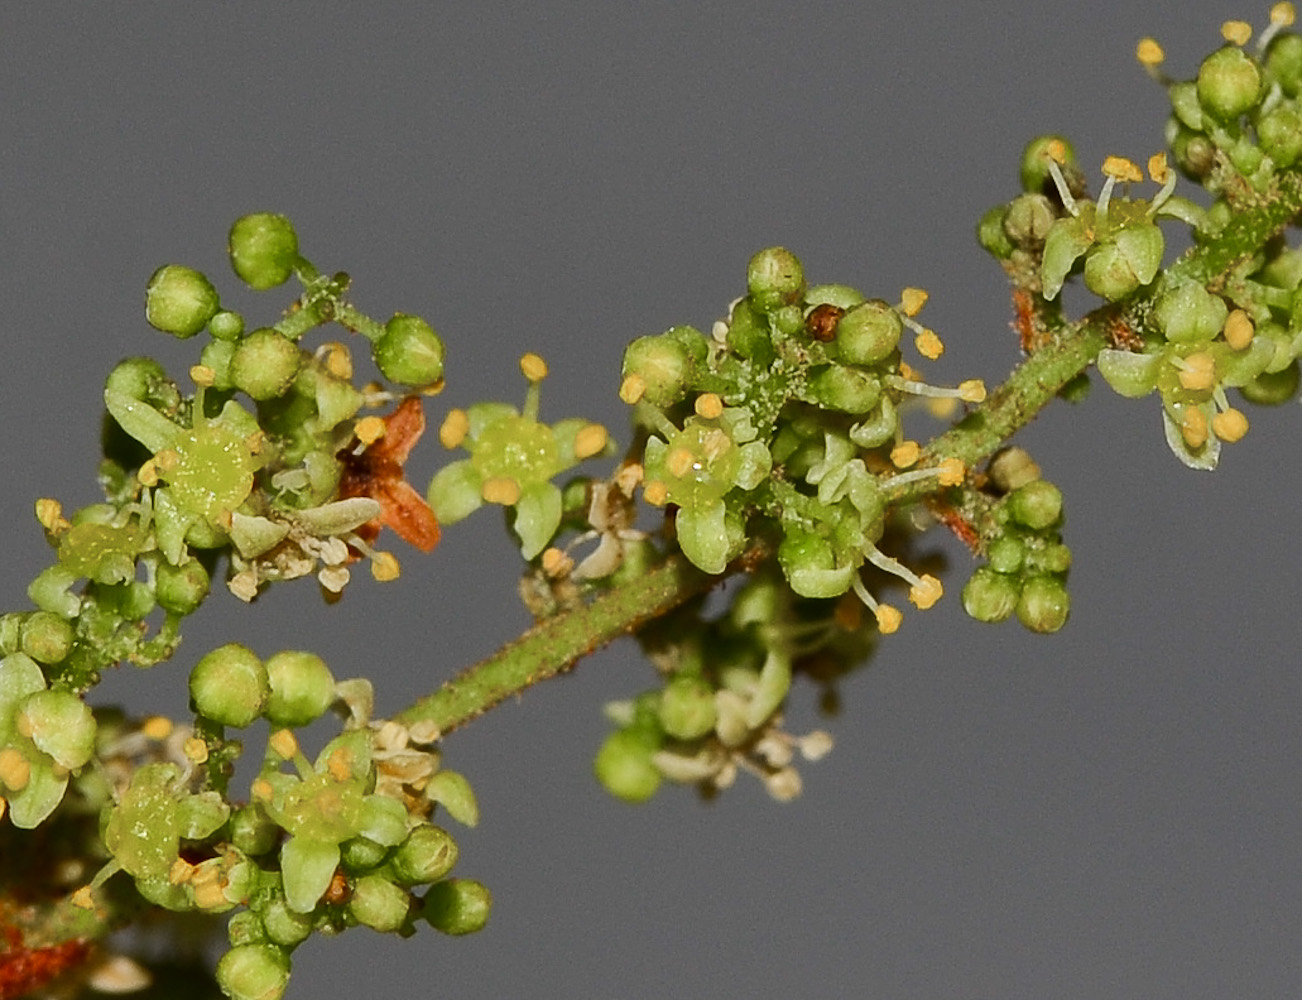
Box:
left=481, top=476, right=522, bottom=505
left=573, top=423, right=609, bottom=460
left=1136, top=37, right=1165, bottom=67
left=520, top=352, right=548, bottom=382
left=0, top=747, right=31, bottom=792
left=1181, top=406, right=1209, bottom=448
left=891, top=440, right=921, bottom=468
left=900, top=287, right=929, bottom=317
left=619, top=373, right=647, bottom=404
left=369, top=551, right=401, bottom=582
left=914, top=328, right=944, bottom=360
left=694, top=393, right=724, bottom=420
left=1212, top=407, right=1249, bottom=442
left=439, top=409, right=470, bottom=449
left=354, top=416, right=387, bottom=447
left=1222, top=19, right=1252, bottom=46
left=1223, top=309, right=1255, bottom=350
left=1176, top=352, right=1217, bottom=391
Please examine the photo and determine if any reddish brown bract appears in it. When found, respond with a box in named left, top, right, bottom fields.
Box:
left=0, top=927, right=90, bottom=1000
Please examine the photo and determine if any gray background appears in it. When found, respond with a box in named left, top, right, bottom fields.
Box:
left=2, top=3, right=1299, bottom=998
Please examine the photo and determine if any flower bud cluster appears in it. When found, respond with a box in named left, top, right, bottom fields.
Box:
left=960, top=460, right=1072, bottom=634
left=594, top=569, right=851, bottom=803
left=77, top=653, right=487, bottom=1000
left=619, top=247, right=984, bottom=632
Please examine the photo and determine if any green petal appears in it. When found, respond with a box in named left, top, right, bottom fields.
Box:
left=513, top=481, right=562, bottom=560
left=6, top=758, right=68, bottom=829
left=104, top=389, right=181, bottom=454
left=674, top=499, right=730, bottom=575
left=1040, top=217, right=1093, bottom=300
left=280, top=836, right=341, bottom=913
left=427, top=460, right=484, bottom=525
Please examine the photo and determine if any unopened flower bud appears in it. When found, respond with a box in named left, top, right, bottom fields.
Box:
left=155, top=559, right=210, bottom=615
left=228, top=213, right=299, bottom=290
left=1197, top=46, right=1262, bottom=122
left=230, top=329, right=302, bottom=401
left=835, top=299, right=902, bottom=365
left=19, top=611, right=74, bottom=665
left=349, top=874, right=412, bottom=933
left=422, top=878, right=491, bottom=935
left=746, top=247, right=805, bottom=313
left=216, top=944, right=291, bottom=1000
left=189, top=643, right=268, bottom=727
left=963, top=567, right=1020, bottom=624
left=1006, top=480, right=1063, bottom=530
left=145, top=265, right=220, bottom=338
left=264, top=650, right=336, bottom=728
left=391, top=825, right=459, bottom=886
left=374, top=314, right=445, bottom=387
left=658, top=674, right=718, bottom=740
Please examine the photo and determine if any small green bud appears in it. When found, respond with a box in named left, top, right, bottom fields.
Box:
left=349, top=874, right=412, bottom=933
left=746, top=247, right=805, bottom=313
left=422, top=878, right=491, bottom=936
left=229, top=213, right=299, bottom=290
left=658, top=674, right=717, bottom=740
left=1002, top=193, right=1056, bottom=246
left=1152, top=281, right=1228, bottom=344
left=264, top=650, right=336, bottom=728
left=1020, top=134, right=1077, bottom=193
left=961, top=566, right=1020, bottom=623
left=1267, top=33, right=1302, bottom=97
left=230, top=329, right=302, bottom=401
left=1239, top=360, right=1299, bottom=405
left=390, top=825, right=459, bottom=886
left=145, top=265, right=220, bottom=338
left=986, top=536, right=1025, bottom=575
left=1082, top=225, right=1164, bottom=301
left=1169, top=125, right=1216, bottom=181
left=374, top=314, right=445, bottom=386
left=622, top=334, right=694, bottom=408
left=987, top=446, right=1041, bottom=492
left=1197, top=46, right=1262, bottom=122
left=229, top=804, right=279, bottom=856
left=594, top=728, right=661, bottom=802
left=155, top=559, right=210, bottom=615
left=19, top=611, right=74, bottom=665
left=1006, top=480, right=1063, bottom=530
left=1016, top=574, right=1070, bottom=633
left=835, top=299, right=902, bottom=365
left=189, top=643, right=268, bottom=727
left=216, top=944, right=291, bottom=1000
left=1258, top=105, right=1302, bottom=167
left=1027, top=542, right=1072, bottom=575
left=807, top=365, right=881, bottom=413
left=261, top=897, right=314, bottom=947
left=209, top=309, right=245, bottom=341
left=105, top=357, right=177, bottom=409
left=976, top=205, right=1015, bottom=260
left=226, top=911, right=266, bottom=948
left=341, top=835, right=390, bottom=872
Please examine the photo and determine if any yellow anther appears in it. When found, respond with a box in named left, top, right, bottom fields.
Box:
left=439, top=408, right=469, bottom=449
left=915, top=329, right=944, bottom=360
left=34, top=498, right=68, bottom=533
left=1272, top=3, right=1297, bottom=27
left=694, top=392, right=724, bottom=419
left=1212, top=407, right=1249, bottom=442
left=898, top=361, right=923, bottom=381
left=168, top=858, right=195, bottom=886
left=666, top=447, right=696, bottom=479
left=1136, top=37, right=1165, bottom=67
left=1147, top=152, right=1171, bottom=185
left=643, top=480, right=669, bottom=506
left=1221, top=20, right=1252, bottom=46
left=1176, top=352, right=1216, bottom=391
left=251, top=778, right=274, bottom=803
left=0, top=748, right=31, bottom=792
left=481, top=476, right=522, bottom=506
left=1102, top=156, right=1143, bottom=183
left=891, top=440, right=921, bottom=469
left=1044, top=138, right=1069, bottom=164
left=184, top=737, right=209, bottom=764
left=874, top=605, right=903, bottom=634
left=137, top=459, right=160, bottom=487
left=154, top=449, right=180, bottom=474
left=619, top=373, right=647, bottom=404
left=321, top=342, right=353, bottom=380
left=192, top=875, right=228, bottom=911
left=573, top=423, right=609, bottom=460
left=70, top=886, right=95, bottom=910
left=141, top=716, right=173, bottom=741
left=900, top=287, right=929, bottom=317
left=957, top=379, right=987, bottom=403
left=354, top=415, right=386, bottom=446
left=370, top=551, right=401, bottom=582
left=326, top=747, right=353, bottom=782
left=936, top=458, right=966, bottom=487
left=1223, top=309, right=1254, bottom=350
left=908, top=574, right=944, bottom=610
left=189, top=364, right=216, bottom=388
left=541, top=547, right=570, bottom=577
left=268, top=728, right=299, bottom=760
left=1181, top=406, right=1209, bottom=449
left=520, top=352, right=548, bottom=382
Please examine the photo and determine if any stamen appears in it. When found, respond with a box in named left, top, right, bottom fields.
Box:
left=1260, top=4, right=1298, bottom=52
left=1174, top=351, right=1216, bottom=391
left=862, top=544, right=944, bottom=609
left=1223, top=309, right=1255, bottom=350
left=694, top=393, right=724, bottom=419
left=1221, top=20, right=1252, bottom=46
left=619, top=373, right=647, bottom=404
left=851, top=575, right=903, bottom=634
left=439, top=409, right=469, bottom=449
left=890, top=440, right=921, bottom=468
left=574, top=423, right=609, bottom=460
left=481, top=476, right=522, bottom=505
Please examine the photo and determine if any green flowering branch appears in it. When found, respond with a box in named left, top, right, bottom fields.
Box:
left=4, top=9, right=1302, bottom=1000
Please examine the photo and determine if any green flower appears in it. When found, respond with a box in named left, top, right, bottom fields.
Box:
left=427, top=353, right=613, bottom=559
